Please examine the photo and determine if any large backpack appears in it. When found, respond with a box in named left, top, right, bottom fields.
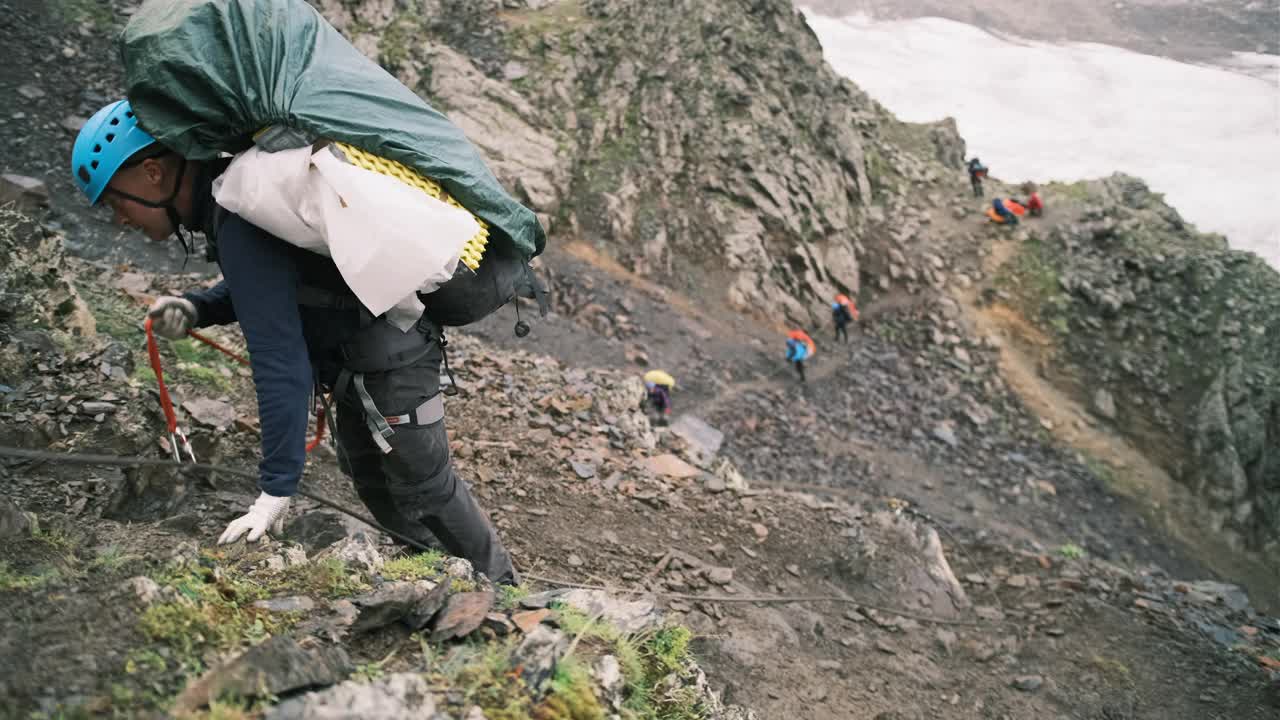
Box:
left=121, top=0, right=546, bottom=328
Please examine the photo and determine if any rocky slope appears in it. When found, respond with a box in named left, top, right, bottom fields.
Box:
left=4, top=202, right=1278, bottom=718
left=5, top=200, right=1280, bottom=718
left=1, top=0, right=1280, bottom=716
left=0, top=208, right=764, bottom=719
left=368, top=0, right=1280, bottom=585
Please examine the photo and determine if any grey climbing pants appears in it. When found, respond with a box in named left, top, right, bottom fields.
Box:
left=333, top=347, right=516, bottom=585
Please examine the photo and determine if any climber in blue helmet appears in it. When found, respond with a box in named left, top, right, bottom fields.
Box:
left=71, top=100, right=518, bottom=584
left=71, top=100, right=191, bottom=244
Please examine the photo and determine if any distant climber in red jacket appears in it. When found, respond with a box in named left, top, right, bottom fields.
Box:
left=1022, top=183, right=1044, bottom=217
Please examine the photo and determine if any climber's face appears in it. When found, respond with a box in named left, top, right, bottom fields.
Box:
left=103, top=155, right=194, bottom=242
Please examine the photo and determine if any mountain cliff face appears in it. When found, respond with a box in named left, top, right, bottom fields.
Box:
left=315, top=0, right=1279, bottom=558
left=317, top=0, right=967, bottom=324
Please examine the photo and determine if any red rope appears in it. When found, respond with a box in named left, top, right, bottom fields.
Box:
left=306, top=407, right=327, bottom=453
left=144, top=317, right=178, bottom=435
left=187, top=329, right=249, bottom=366
left=144, top=320, right=328, bottom=452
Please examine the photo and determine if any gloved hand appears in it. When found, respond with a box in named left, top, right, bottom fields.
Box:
left=218, top=492, right=292, bottom=544
left=147, top=296, right=197, bottom=339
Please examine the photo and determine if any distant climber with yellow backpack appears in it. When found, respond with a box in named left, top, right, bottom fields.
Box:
left=642, top=370, right=676, bottom=426
left=69, top=0, right=549, bottom=585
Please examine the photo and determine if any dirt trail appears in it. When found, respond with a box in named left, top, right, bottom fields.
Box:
left=560, top=238, right=852, bottom=412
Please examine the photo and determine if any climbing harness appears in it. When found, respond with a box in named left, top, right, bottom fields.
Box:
left=331, top=363, right=447, bottom=456
left=144, top=319, right=328, bottom=455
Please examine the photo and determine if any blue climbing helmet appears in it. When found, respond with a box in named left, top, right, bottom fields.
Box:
left=71, top=100, right=157, bottom=205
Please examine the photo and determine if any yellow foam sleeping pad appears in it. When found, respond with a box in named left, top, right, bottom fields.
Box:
left=329, top=141, right=490, bottom=271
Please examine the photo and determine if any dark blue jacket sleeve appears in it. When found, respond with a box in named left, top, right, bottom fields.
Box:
left=214, top=214, right=311, bottom=498
left=184, top=281, right=237, bottom=328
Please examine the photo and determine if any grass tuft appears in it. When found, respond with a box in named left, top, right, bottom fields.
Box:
left=266, top=556, right=367, bottom=599
left=1058, top=543, right=1085, bottom=560
left=141, top=558, right=283, bottom=673
left=0, top=560, right=59, bottom=591
left=497, top=583, right=531, bottom=610
left=381, top=550, right=446, bottom=582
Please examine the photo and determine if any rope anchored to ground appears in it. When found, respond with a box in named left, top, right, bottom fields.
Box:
left=0, top=445, right=986, bottom=627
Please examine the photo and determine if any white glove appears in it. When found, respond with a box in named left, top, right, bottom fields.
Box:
left=147, top=296, right=197, bottom=339
left=218, top=492, right=292, bottom=544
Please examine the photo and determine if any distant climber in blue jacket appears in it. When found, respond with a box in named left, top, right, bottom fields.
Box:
left=785, top=330, right=815, bottom=383
left=967, top=157, right=988, bottom=197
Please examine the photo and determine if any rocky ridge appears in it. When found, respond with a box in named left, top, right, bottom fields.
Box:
left=988, top=175, right=1280, bottom=567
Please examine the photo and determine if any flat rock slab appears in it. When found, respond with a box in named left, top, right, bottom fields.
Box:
left=0, top=174, right=49, bottom=213
left=182, top=397, right=236, bottom=430
left=173, top=636, right=351, bottom=712
left=569, top=460, right=597, bottom=479
left=511, top=608, right=552, bottom=633
left=267, top=672, right=437, bottom=720
left=560, top=589, right=657, bottom=633
left=430, top=591, right=495, bottom=642
left=670, top=415, right=724, bottom=460
left=351, top=581, right=449, bottom=633
left=644, top=453, right=702, bottom=479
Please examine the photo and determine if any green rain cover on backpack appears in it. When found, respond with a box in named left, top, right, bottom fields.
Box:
left=118, top=0, right=545, bottom=261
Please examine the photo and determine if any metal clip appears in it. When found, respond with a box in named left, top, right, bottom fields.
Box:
left=171, top=427, right=197, bottom=463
